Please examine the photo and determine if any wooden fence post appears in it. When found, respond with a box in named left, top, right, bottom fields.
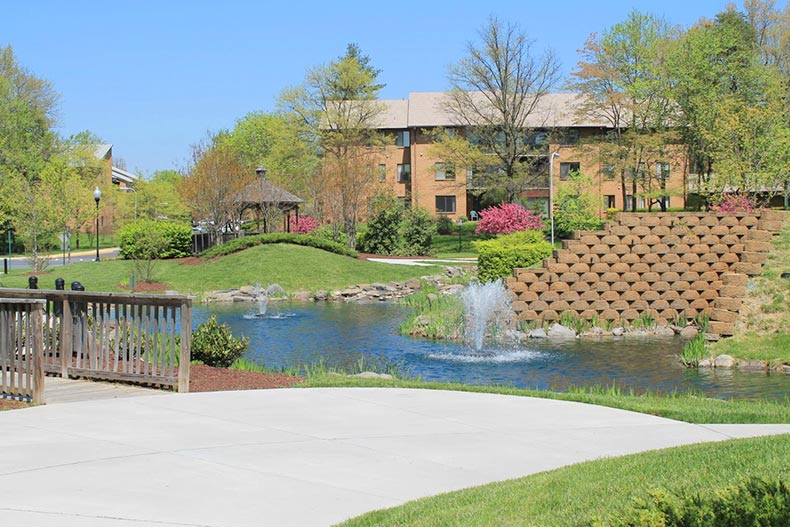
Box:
left=177, top=299, right=191, bottom=393
left=60, top=295, right=72, bottom=378
left=32, top=303, right=44, bottom=405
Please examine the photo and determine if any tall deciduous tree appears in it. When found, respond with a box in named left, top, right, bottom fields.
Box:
left=668, top=6, right=790, bottom=207
left=179, top=135, right=253, bottom=241
left=569, top=10, right=679, bottom=211
left=279, top=43, right=385, bottom=247
left=439, top=17, right=561, bottom=202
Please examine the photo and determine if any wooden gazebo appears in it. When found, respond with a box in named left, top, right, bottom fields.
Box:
left=238, top=167, right=305, bottom=233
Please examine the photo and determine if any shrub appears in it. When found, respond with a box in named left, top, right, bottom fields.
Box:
left=118, top=220, right=192, bottom=260
left=358, top=197, right=436, bottom=256
left=600, top=477, right=790, bottom=527
left=190, top=314, right=249, bottom=368
left=200, top=233, right=358, bottom=259
left=436, top=215, right=455, bottom=235
left=311, top=225, right=349, bottom=247
left=715, top=193, right=755, bottom=213
left=292, top=215, right=319, bottom=234
left=475, top=202, right=544, bottom=235
left=553, top=170, right=603, bottom=238
left=400, top=207, right=436, bottom=256
left=358, top=200, right=403, bottom=255
left=473, top=230, right=553, bottom=282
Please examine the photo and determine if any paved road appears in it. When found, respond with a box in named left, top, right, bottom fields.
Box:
left=2, top=248, right=120, bottom=272
left=1, top=388, right=788, bottom=526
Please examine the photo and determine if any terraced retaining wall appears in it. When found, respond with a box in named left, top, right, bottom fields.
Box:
left=507, top=211, right=786, bottom=336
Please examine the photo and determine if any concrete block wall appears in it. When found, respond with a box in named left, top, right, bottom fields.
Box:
left=506, top=211, right=786, bottom=336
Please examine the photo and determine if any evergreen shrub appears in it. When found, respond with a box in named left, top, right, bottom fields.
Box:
left=474, top=230, right=552, bottom=282
left=190, top=314, right=249, bottom=368
left=118, top=220, right=192, bottom=259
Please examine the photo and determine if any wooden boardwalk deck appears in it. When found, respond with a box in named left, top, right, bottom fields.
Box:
left=43, top=376, right=170, bottom=405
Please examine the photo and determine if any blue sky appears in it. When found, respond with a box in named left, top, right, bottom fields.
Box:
left=2, top=0, right=733, bottom=176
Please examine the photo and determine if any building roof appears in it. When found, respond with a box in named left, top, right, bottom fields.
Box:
left=94, top=143, right=112, bottom=160
left=374, top=92, right=612, bottom=129
left=112, top=166, right=139, bottom=185
left=238, top=177, right=304, bottom=207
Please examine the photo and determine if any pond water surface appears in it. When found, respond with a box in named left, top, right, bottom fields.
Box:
left=194, top=302, right=789, bottom=401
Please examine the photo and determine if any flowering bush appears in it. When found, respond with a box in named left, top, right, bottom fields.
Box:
left=293, top=215, right=320, bottom=234
left=715, top=194, right=754, bottom=213
left=475, top=202, right=544, bottom=235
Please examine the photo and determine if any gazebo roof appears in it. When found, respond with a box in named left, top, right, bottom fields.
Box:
left=239, top=178, right=304, bottom=208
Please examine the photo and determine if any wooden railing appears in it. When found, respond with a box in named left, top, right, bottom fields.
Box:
left=0, top=298, right=45, bottom=404
left=0, top=289, right=191, bottom=392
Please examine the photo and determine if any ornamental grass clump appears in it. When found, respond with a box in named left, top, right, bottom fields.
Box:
left=475, top=202, right=544, bottom=235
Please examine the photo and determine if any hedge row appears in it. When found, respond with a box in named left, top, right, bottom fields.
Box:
left=200, top=233, right=358, bottom=259
left=473, top=230, right=553, bottom=282
left=118, top=220, right=192, bottom=260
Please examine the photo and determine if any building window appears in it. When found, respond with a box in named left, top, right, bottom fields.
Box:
left=396, top=130, right=410, bottom=148
left=435, top=162, right=455, bottom=181
left=397, top=163, right=411, bottom=183
left=626, top=194, right=634, bottom=210
left=560, top=129, right=579, bottom=145
left=602, top=164, right=616, bottom=180
left=656, top=162, right=670, bottom=180
left=604, top=195, right=616, bottom=209
left=445, top=127, right=456, bottom=138
left=435, top=195, right=456, bottom=214
left=378, top=164, right=387, bottom=182
left=560, top=162, right=580, bottom=181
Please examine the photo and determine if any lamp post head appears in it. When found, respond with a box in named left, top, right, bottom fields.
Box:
left=256, top=166, right=267, bottom=179
left=93, top=186, right=102, bottom=203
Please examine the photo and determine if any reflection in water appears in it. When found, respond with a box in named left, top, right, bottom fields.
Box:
left=194, top=303, right=789, bottom=401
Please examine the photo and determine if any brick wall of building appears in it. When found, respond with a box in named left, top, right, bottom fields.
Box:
left=506, top=211, right=786, bottom=336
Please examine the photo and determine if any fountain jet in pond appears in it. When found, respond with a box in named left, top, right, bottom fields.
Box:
left=461, top=280, right=514, bottom=352
left=251, top=282, right=286, bottom=318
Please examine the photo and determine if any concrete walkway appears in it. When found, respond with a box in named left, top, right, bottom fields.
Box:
left=43, top=377, right=169, bottom=405
left=0, top=388, right=788, bottom=526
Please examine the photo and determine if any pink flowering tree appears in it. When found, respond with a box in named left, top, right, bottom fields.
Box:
left=475, top=202, right=544, bottom=235
left=292, top=215, right=320, bottom=234
left=715, top=194, right=754, bottom=213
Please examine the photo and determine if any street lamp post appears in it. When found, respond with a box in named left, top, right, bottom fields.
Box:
left=548, top=151, right=560, bottom=246
left=93, top=186, right=102, bottom=261
left=121, top=187, right=137, bottom=220
left=256, top=166, right=267, bottom=233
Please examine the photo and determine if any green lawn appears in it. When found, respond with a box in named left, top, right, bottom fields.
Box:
left=0, top=244, right=443, bottom=296
left=711, top=213, right=790, bottom=361
left=710, top=333, right=790, bottom=363
left=337, top=434, right=790, bottom=527
left=302, top=375, right=790, bottom=424
left=431, top=233, right=483, bottom=259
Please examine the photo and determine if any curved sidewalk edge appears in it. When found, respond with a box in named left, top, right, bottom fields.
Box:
left=0, top=388, right=787, bottom=526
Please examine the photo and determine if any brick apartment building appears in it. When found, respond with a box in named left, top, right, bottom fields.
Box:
left=366, top=92, right=687, bottom=219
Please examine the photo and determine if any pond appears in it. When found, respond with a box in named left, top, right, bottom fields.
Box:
left=194, top=302, right=789, bottom=401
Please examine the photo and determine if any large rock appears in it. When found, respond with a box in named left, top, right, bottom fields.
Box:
left=679, top=325, right=699, bottom=339
left=714, top=354, right=735, bottom=369
left=654, top=326, right=676, bottom=337
left=353, top=372, right=394, bottom=380
left=548, top=323, right=576, bottom=338
left=239, top=285, right=256, bottom=295
left=527, top=328, right=548, bottom=339
left=405, top=278, right=421, bottom=290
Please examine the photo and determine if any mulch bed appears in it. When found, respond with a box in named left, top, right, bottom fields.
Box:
left=0, top=398, right=32, bottom=411
left=188, top=364, right=304, bottom=392
left=118, top=281, right=169, bottom=292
